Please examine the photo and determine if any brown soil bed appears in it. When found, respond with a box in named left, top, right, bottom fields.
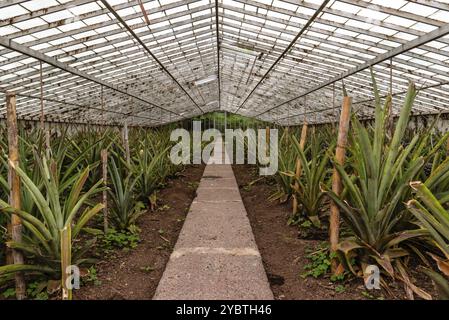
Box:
left=75, top=164, right=204, bottom=300
left=231, top=164, right=435, bottom=300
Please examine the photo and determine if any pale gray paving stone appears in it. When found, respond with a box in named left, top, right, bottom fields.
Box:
left=154, top=142, right=273, bottom=300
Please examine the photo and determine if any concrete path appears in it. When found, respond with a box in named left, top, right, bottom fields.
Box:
left=154, top=142, right=273, bottom=300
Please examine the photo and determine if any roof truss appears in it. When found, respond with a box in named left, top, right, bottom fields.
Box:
left=0, top=0, right=448, bottom=126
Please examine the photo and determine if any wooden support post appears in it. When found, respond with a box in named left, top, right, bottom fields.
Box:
left=45, top=128, right=51, bottom=154
left=386, top=97, right=393, bottom=138
left=446, top=134, right=449, bottom=155
left=223, top=111, right=226, bottom=130
left=330, top=96, right=352, bottom=272
left=60, top=225, right=72, bottom=300
left=332, top=83, right=337, bottom=134
left=39, top=61, right=44, bottom=131
left=388, top=58, right=393, bottom=96
left=264, top=126, right=270, bottom=157
left=284, top=126, right=289, bottom=144
left=123, top=122, right=130, bottom=164
left=292, top=122, right=308, bottom=215
left=387, top=58, right=394, bottom=137
left=101, top=85, right=105, bottom=124
left=101, top=149, right=108, bottom=233
left=6, top=93, right=26, bottom=300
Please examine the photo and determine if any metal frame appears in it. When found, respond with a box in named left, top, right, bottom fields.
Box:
left=0, top=0, right=448, bottom=126
left=258, top=21, right=449, bottom=118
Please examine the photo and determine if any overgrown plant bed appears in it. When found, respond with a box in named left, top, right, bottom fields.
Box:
left=74, top=164, right=204, bottom=300
left=232, top=164, right=435, bottom=300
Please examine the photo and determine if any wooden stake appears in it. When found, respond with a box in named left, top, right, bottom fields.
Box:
left=387, top=59, right=394, bottom=137
left=60, top=225, right=72, bottom=300
left=389, top=58, right=393, bottom=95
left=101, top=85, right=105, bottom=123
left=123, top=122, right=130, bottom=164
left=45, top=128, right=51, bottom=151
left=330, top=96, right=352, bottom=272
left=386, top=97, right=394, bottom=137
left=101, top=149, right=108, bottom=233
left=446, top=134, right=449, bottom=155
left=293, top=122, right=308, bottom=215
left=39, top=61, right=44, bottom=131
left=265, top=126, right=270, bottom=156
left=6, top=93, right=26, bottom=300
left=224, top=111, right=227, bottom=130
left=283, top=126, right=289, bottom=144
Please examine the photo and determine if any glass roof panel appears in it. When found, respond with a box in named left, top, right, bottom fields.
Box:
left=0, top=0, right=447, bottom=125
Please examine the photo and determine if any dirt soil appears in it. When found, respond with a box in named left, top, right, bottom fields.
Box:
left=231, top=164, right=435, bottom=300
left=75, top=164, right=204, bottom=300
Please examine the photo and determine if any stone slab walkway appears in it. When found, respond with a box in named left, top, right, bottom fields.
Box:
left=153, top=143, right=273, bottom=300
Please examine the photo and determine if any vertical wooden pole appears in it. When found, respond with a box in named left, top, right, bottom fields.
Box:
left=160, top=107, right=163, bottom=125
left=387, top=58, right=394, bottom=137
left=6, top=93, right=26, bottom=300
left=123, top=122, right=130, bottom=164
left=292, top=122, right=308, bottom=215
left=330, top=96, right=352, bottom=272
left=101, top=149, right=108, bottom=233
left=446, top=134, right=449, bottom=155
left=224, top=111, right=227, bottom=131
left=45, top=127, right=51, bottom=146
left=332, top=83, right=337, bottom=134
left=284, top=126, right=289, bottom=144
left=60, top=225, right=72, bottom=300
left=265, top=126, right=270, bottom=157
left=332, top=83, right=336, bottom=110
left=101, top=85, right=104, bottom=124
left=39, top=61, right=44, bottom=131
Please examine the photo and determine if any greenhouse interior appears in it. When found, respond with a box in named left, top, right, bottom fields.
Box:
left=0, top=0, right=449, bottom=304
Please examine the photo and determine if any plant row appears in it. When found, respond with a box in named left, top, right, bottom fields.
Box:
left=273, top=73, right=449, bottom=299
left=0, top=125, right=180, bottom=298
